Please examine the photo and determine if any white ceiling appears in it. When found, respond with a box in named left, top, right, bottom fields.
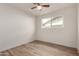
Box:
left=8, top=3, right=76, bottom=16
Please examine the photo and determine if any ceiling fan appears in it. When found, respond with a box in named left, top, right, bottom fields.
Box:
left=31, top=3, right=50, bottom=10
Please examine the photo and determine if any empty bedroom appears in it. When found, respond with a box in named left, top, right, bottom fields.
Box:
left=0, top=3, right=79, bottom=56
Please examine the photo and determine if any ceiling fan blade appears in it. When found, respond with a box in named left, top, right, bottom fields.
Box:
left=31, top=6, right=36, bottom=9
left=33, top=3, right=40, bottom=5
left=42, top=5, right=50, bottom=7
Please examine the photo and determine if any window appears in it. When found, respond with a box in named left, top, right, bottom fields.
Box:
left=41, top=18, right=51, bottom=28
left=41, top=16, right=64, bottom=29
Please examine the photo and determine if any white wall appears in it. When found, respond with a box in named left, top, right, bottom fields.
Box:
left=36, top=5, right=77, bottom=48
left=0, top=4, right=35, bottom=51
left=77, top=4, right=79, bottom=52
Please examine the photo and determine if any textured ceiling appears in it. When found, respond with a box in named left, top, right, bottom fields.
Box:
left=8, top=3, right=76, bottom=16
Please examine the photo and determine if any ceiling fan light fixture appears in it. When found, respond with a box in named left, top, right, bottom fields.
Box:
left=31, top=3, right=49, bottom=10
left=37, top=5, right=42, bottom=10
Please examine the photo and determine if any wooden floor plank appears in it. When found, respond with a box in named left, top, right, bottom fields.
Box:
left=0, top=40, right=78, bottom=56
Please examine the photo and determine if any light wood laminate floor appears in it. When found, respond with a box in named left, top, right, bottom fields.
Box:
left=0, top=40, right=78, bottom=56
